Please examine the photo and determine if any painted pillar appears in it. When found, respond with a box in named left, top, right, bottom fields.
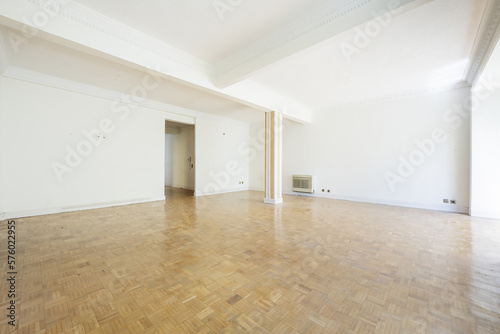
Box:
left=264, top=111, right=283, bottom=204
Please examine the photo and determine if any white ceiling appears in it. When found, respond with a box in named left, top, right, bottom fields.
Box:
left=73, top=0, right=329, bottom=63
left=0, top=0, right=495, bottom=123
left=250, top=0, right=487, bottom=108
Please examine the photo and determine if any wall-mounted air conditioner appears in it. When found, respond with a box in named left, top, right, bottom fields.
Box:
left=292, top=175, right=314, bottom=193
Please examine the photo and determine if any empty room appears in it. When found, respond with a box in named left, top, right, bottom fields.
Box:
left=1, top=0, right=500, bottom=333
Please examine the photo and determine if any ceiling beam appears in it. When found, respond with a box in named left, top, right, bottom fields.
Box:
left=0, top=0, right=312, bottom=123
left=214, top=0, right=434, bottom=89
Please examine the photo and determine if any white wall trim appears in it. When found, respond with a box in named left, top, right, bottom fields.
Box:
left=4, top=196, right=166, bottom=220
left=283, top=191, right=469, bottom=214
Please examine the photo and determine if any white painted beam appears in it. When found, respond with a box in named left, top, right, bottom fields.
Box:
left=0, top=0, right=312, bottom=122
left=214, top=0, right=433, bottom=89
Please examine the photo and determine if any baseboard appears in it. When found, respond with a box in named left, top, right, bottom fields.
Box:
left=470, top=210, right=500, bottom=220
left=4, top=196, right=166, bottom=219
left=168, top=184, right=194, bottom=190
left=249, top=187, right=265, bottom=192
left=283, top=191, right=469, bottom=214
left=194, top=187, right=249, bottom=197
left=264, top=198, right=283, bottom=205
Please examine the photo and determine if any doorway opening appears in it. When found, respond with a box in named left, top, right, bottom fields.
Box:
left=164, top=120, right=195, bottom=197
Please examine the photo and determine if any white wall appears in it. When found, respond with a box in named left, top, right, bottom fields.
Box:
left=0, top=75, right=250, bottom=218
left=267, top=87, right=471, bottom=213
left=470, top=41, right=500, bottom=219
left=0, top=76, right=165, bottom=218
left=164, top=134, right=174, bottom=186
left=195, top=117, right=249, bottom=195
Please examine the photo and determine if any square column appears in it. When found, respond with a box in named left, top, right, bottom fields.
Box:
left=265, top=111, right=283, bottom=204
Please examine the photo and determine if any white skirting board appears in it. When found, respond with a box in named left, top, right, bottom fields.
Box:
left=167, top=185, right=195, bottom=190
left=249, top=187, right=265, bottom=192
left=470, top=210, right=500, bottom=220
left=3, top=196, right=166, bottom=220
left=264, top=198, right=283, bottom=205
left=194, top=187, right=249, bottom=197
left=283, top=191, right=469, bottom=214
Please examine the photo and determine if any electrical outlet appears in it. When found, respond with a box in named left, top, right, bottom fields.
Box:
left=327, top=190, right=331, bottom=193
left=443, top=199, right=449, bottom=203
left=450, top=200, right=456, bottom=204
left=322, top=189, right=325, bottom=192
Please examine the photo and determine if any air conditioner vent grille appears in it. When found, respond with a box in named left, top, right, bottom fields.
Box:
left=292, top=175, right=313, bottom=193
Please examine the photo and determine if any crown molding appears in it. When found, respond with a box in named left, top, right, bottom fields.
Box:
left=466, top=0, right=500, bottom=86
left=324, top=81, right=471, bottom=109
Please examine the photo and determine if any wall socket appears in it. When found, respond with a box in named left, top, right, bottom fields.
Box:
left=450, top=200, right=456, bottom=204
left=443, top=199, right=449, bottom=203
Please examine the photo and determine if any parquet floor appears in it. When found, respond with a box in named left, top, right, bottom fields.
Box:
left=1, top=188, right=499, bottom=333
